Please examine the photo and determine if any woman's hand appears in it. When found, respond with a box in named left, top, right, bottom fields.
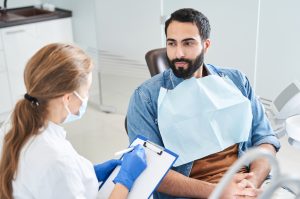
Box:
left=94, top=159, right=122, bottom=182
left=113, top=144, right=147, bottom=191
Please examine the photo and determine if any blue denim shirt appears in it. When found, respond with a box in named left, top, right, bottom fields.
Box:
left=126, top=64, right=281, bottom=199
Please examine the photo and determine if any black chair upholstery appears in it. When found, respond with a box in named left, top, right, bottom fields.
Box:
left=145, top=48, right=169, bottom=77
left=125, top=116, right=128, bottom=134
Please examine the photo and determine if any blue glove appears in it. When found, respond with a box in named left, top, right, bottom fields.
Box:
left=94, top=159, right=121, bottom=182
left=113, top=144, right=147, bottom=191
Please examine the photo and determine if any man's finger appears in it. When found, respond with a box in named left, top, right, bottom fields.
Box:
left=235, top=196, right=257, bottom=199
left=237, top=187, right=259, bottom=197
left=234, top=172, right=254, bottom=182
left=238, top=179, right=255, bottom=189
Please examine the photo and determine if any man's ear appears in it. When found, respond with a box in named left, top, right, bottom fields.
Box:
left=203, top=39, right=211, bottom=53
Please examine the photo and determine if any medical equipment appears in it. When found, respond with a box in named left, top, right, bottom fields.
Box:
left=209, top=148, right=300, bottom=199
left=259, top=176, right=300, bottom=199
left=286, top=115, right=300, bottom=148
left=260, top=80, right=300, bottom=147
left=271, top=81, right=300, bottom=120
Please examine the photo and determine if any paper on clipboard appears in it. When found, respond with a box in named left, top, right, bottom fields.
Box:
left=97, top=136, right=178, bottom=199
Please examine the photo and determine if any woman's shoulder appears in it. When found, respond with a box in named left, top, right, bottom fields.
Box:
left=21, top=126, right=77, bottom=171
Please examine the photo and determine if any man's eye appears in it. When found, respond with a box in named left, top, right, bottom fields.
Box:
left=184, top=41, right=194, bottom=46
left=167, top=42, right=176, bottom=46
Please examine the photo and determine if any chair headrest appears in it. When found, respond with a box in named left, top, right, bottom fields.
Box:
left=145, top=48, right=169, bottom=77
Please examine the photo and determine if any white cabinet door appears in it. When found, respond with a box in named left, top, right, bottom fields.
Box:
left=0, top=73, right=12, bottom=114
left=1, top=24, right=41, bottom=105
left=36, top=18, right=73, bottom=46
left=0, top=32, right=3, bottom=49
left=0, top=51, right=5, bottom=72
left=0, top=32, right=4, bottom=72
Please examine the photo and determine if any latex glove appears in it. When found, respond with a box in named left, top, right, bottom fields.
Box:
left=94, top=159, right=121, bottom=182
left=113, top=144, right=147, bottom=191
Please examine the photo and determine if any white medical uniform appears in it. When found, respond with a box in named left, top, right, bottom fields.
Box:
left=0, top=121, right=99, bottom=199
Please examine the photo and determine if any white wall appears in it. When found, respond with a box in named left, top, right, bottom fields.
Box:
left=256, top=0, right=300, bottom=99
left=94, top=0, right=162, bottom=62
left=93, top=0, right=161, bottom=113
left=45, top=0, right=98, bottom=50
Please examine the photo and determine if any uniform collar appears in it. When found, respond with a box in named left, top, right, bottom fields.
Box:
left=46, top=121, right=67, bottom=138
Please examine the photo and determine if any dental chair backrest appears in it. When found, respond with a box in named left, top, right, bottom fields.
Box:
left=145, top=48, right=169, bottom=77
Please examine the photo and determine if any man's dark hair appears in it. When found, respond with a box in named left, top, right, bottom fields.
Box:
left=165, top=8, right=211, bottom=41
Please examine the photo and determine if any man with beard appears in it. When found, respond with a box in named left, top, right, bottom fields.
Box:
left=126, top=8, right=293, bottom=199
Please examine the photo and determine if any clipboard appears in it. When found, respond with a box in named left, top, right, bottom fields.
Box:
left=97, top=135, right=178, bottom=199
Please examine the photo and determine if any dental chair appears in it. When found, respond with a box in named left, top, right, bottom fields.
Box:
left=125, top=48, right=169, bottom=133
left=260, top=80, right=300, bottom=147
left=145, top=48, right=169, bottom=77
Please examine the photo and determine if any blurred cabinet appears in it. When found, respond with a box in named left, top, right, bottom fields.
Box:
left=2, top=23, right=39, bottom=104
left=36, top=18, right=73, bottom=45
left=0, top=73, right=12, bottom=115
left=0, top=35, right=12, bottom=116
left=0, top=18, right=73, bottom=121
left=0, top=49, right=5, bottom=72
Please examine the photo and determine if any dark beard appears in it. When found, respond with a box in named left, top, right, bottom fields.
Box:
left=168, top=50, right=204, bottom=79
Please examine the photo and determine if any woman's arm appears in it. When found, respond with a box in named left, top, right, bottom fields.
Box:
left=109, top=183, right=129, bottom=199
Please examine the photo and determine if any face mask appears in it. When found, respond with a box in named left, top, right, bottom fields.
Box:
left=63, top=91, right=88, bottom=124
